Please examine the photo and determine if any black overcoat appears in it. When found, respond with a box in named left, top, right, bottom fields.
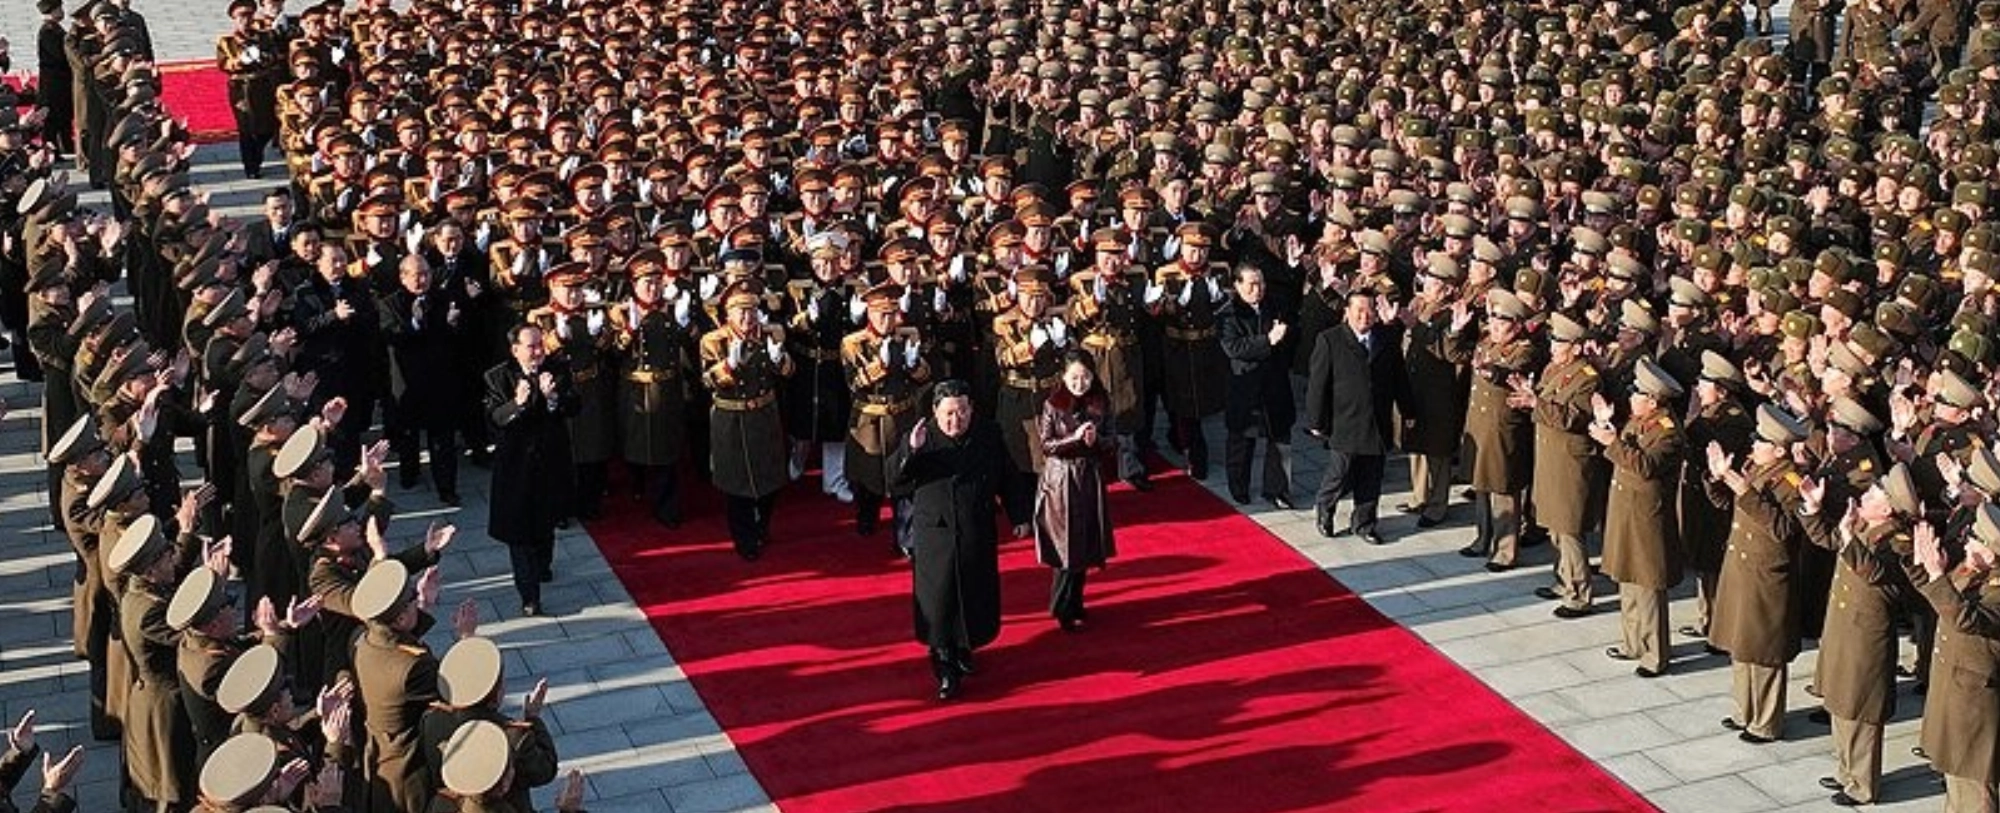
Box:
left=889, top=418, right=1006, bottom=652
left=485, top=361, right=578, bottom=545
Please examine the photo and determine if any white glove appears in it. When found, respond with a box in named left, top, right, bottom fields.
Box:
left=556, top=316, right=572, bottom=340
left=898, top=289, right=913, bottom=313
left=1163, top=235, right=1181, bottom=260
left=631, top=108, right=645, bottom=126
left=903, top=339, right=921, bottom=368
left=691, top=210, right=708, bottom=231
left=1206, top=277, right=1223, bottom=302
left=475, top=221, right=493, bottom=250
left=602, top=179, right=616, bottom=201
left=756, top=309, right=770, bottom=326
left=699, top=275, right=719, bottom=300
left=1093, top=273, right=1108, bottom=302
left=1030, top=326, right=1049, bottom=349
left=511, top=250, right=527, bottom=277
left=673, top=294, right=691, bottom=327
left=1177, top=283, right=1194, bottom=306
left=241, top=44, right=261, bottom=63
left=1054, top=252, right=1071, bottom=277
left=366, top=247, right=383, bottom=267
left=848, top=294, right=866, bottom=322
left=583, top=287, right=604, bottom=306
left=638, top=178, right=654, bottom=201
left=866, top=210, right=879, bottom=231
left=806, top=297, right=820, bottom=324
left=404, top=223, right=425, bottom=254
left=1049, top=318, right=1069, bottom=347
left=932, top=287, right=948, bottom=312
left=330, top=45, right=347, bottom=64
left=726, top=338, right=743, bottom=369
left=1128, top=239, right=1144, bottom=261
left=949, top=255, right=968, bottom=282
left=337, top=187, right=358, bottom=211
left=766, top=337, right=784, bottom=364
left=1144, top=282, right=1164, bottom=305
left=879, top=339, right=894, bottom=366
left=586, top=310, right=605, bottom=336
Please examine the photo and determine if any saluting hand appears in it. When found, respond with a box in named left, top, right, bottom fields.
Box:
left=909, top=420, right=930, bottom=451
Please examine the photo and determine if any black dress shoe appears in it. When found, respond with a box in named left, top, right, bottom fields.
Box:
left=1058, top=617, right=1082, bottom=632
left=1818, top=777, right=1843, bottom=791
left=1188, top=464, right=1208, bottom=480
left=1633, top=666, right=1662, bottom=679
left=1533, top=586, right=1562, bottom=601
left=1484, top=561, right=1514, bottom=573
left=521, top=603, right=543, bottom=617
left=1232, top=492, right=1252, bottom=505
left=1703, top=644, right=1727, bottom=657
left=1356, top=530, right=1386, bottom=546
left=1458, top=544, right=1487, bottom=558
left=1911, top=681, right=1928, bottom=696
left=1606, top=647, right=1638, bottom=662
left=1896, top=664, right=1918, bottom=678
left=1829, top=791, right=1863, bottom=807
left=1912, top=745, right=1927, bottom=759
left=951, top=654, right=976, bottom=676
left=740, top=545, right=763, bottom=562
left=1677, top=625, right=1707, bottom=638
left=1269, top=496, right=1297, bottom=511
left=1553, top=605, right=1593, bottom=619
left=936, top=674, right=960, bottom=701
left=1396, top=502, right=1420, bottom=514
left=1719, top=717, right=1745, bottom=731
left=1317, top=522, right=1338, bottom=539
left=1807, top=708, right=1831, bottom=725
left=1416, top=517, right=1445, bottom=528
left=440, top=491, right=461, bottom=507
left=1738, top=731, right=1775, bottom=745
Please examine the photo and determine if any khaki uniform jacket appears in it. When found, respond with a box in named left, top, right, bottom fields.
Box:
left=1679, top=399, right=1754, bottom=573
left=1601, top=411, right=1686, bottom=589
left=1808, top=519, right=1910, bottom=724
left=1529, top=356, right=1602, bottom=536
left=1708, top=460, right=1807, bottom=665
left=1464, top=335, right=1540, bottom=493
left=355, top=622, right=441, bottom=813
left=1912, top=564, right=2000, bottom=783
left=843, top=327, right=931, bottom=496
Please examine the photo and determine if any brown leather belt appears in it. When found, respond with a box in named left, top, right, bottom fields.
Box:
left=1004, top=374, right=1058, bottom=390
left=1083, top=332, right=1137, bottom=349
left=1166, top=327, right=1215, bottom=342
left=801, top=347, right=840, bottom=362
left=713, top=392, right=777, bottom=411
left=625, top=368, right=675, bottom=383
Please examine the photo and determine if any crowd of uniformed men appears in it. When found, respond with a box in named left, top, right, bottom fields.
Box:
left=6, top=0, right=2000, bottom=808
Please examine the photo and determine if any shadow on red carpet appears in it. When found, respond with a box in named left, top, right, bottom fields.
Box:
left=586, top=452, right=1656, bottom=813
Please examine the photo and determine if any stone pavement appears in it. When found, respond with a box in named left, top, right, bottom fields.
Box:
left=0, top=6, right=1961, bottom=812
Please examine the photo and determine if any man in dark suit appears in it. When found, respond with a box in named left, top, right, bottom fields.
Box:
left=291, top=241, right=382, bottom=476
left=421, top=219, right=496, bottom=463
left=1216, top=265, right=1296, bottom=508
left=1304, top=288, right=1406, bottom=544
left=240, top=188, right=297, bottom=267
left=378, top=254, right=468, bottom=504
left=485, top=324, right=577, bottom=617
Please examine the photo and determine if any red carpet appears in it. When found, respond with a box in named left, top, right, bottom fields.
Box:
left=157, top=61, right=237, bottom=145
left=11, top=61, right=236, bottom=145
left=587, top=459, right=1655, bottom=812
left=587, top=455, right=1656, bottom=813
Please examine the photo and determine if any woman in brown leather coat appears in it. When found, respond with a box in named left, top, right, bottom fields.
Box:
left=1034, top=350, right=1118, bottom=631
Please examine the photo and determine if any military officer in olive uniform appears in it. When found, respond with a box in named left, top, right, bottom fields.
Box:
left=107, top=512, right=203, bottom=811
left=527, top=265, right=616, bottom=520
left=1460, top=290, right=1542, bottom=571
left=783, top=233, right=860, bottom=503
left=611, top=249, right=691, bottom=527
left=843, top=282, right=933, bottom=551
left=1068, top=226, right=1152, bottom=490
left=417, top=637, right=559, bottom=813
left=1798, top=463, right=1920, bottom=807
left=1909, top=503, right=2000, bottom=812
left=350, top=559, right=444, bottom=813
left=992, top=267, right=1070, bottom=537
left=1593, top=360, right=1686, bottom=677
left=1519, top=313, right=1603, bottom=617
left=1146, top=222, right=1228, bottom=480
left=1707, top=405, right=1812, bottom=744
left=1678, top=353, right=1756, bottom=643
left=700, top=280, right=795, bottom=560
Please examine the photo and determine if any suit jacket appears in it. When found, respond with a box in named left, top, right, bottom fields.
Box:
left=291, top=274, right=383, bottom=397
left=241, top=218, right=295, bottom=267
left=1304, top=321, right=1405, bottom=456
left=1215, top=296, right=1296, bottom=435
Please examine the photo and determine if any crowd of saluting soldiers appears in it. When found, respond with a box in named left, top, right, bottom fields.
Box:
left=2, top=0, right=2000, bottom=807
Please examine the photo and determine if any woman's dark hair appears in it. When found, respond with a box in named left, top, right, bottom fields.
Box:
left=1059, top=348, right=1097, bottom=376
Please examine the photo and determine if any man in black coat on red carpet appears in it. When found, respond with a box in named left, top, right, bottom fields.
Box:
left=485, top=323, right=577, bottom=618
left=1216, top=265, right=1297, bottom=509
left=1304, top=288, right=1407, bottom=544
left=888, top=380, right=1006, bottom=701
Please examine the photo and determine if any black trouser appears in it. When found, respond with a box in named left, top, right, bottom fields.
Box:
left=507, top=533, right=555, bottom=607
left=725, top=493, right=778, bottom=557
left=392, top=424, right=458, bottom=495
left=1314, top=449, right=1384, bottom=534
left=856, top=489, right=914, bottom=549
left=686, top=399, right=713, bottom=480
left=237, top=129, right=273, bottom=177
left=574, top=461, right=607, bottom=518
left=1177, top=417, right=1209, bottom=476
left=631, top=464, right=680, bottom=524
left=930, top=645, right=972, bottom=680
left=1051, top=568, right=1089, bottom=622
left=1225, top=429, right=1291, bottom=500
left=1001, top=470, right=1036, bottom=527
